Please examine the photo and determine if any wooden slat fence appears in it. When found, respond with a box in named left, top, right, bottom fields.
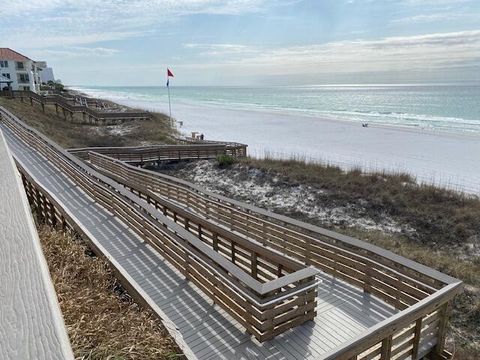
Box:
left=0, top=106, right=318, bottom=342
left=176, top=137, right=248, bottom=157
left=89, top=151, right=464, bottom=360
left=68, top=142, right=244, bottom=165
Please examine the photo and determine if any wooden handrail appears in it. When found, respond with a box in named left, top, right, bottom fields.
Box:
left=68, top=143, right=242, bottom=164
left=9, top=90, right=150, bottom=122
left=89, top=152, right=457, bottom=289
left=175, top=136, right=248, bottom=157
left=0, top=130, right=74, bottom=359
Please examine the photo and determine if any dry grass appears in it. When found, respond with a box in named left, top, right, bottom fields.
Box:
left=243, top=157, right=480, bottom=248
left=38, top=226, right=184, bottom=360
left=0, top=97, right=178, bottom=148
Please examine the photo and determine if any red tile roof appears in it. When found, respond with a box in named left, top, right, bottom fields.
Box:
left=0, top=48, right=31, bottom=61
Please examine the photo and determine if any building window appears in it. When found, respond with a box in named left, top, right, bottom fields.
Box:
left=2, top=73, right=10, bottom=79
left=23, top=86, right=30, bottom=91
left=16, top=62, right=24, bottom=70
left=0, top=61, right=8, bottom=68
left=18, top=73, right=30, bottom=83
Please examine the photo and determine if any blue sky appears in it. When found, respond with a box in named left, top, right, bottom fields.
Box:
left=2, top=0, right=479, bottom=85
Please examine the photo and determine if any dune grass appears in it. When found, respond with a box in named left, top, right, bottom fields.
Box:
left=0, top=97, right=178, bottom=148
left=243, top=156, right=480, bottom=248
left=38, top=226, right=184, bottom=359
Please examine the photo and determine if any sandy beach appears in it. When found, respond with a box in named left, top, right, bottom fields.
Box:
left=77, top=92, right=480, bottom=195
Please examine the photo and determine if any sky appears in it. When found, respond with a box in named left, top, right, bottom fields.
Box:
left=1, top=0, right=480, bottom=86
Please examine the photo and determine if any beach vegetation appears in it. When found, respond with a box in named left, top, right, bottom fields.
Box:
left=38, top=226, right=183, bottom=359
left=216, top=154, right=236, bottom=167
left=242, top=156, right=480, bottom=247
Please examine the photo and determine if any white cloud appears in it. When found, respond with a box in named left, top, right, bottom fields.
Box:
left=32, top=47, right=120, bottom=59
left=1, top=0, right=278, bottom=48
left=391, top=12, right=479, bottom=24
left=176, top=30, right=480, bottom=77
left=183, top=43, right=258, bottom=56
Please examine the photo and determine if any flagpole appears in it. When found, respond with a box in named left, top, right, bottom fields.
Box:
left=167, top=70, right=172, bottom=125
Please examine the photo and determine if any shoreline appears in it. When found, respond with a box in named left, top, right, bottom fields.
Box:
left=72, top=87, right=480, bottom=195
left=69, top=85, right=480, bottom=138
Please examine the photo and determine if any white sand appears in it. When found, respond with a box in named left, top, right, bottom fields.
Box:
left=84, top=93, right=480, bottom=195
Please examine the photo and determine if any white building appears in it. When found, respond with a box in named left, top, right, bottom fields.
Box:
left=0, top=48, right=41, bottom=92
left=36, top=61, right=56, bottom=83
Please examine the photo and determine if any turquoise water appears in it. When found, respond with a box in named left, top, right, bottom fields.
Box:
left=74, top=84, right=480, bottom=134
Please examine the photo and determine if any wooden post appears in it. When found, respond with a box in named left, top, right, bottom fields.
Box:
left=277, top=263, right=283, bottom=278
left=231, top=243, right=236, bottom=263
left=380, top=335, right=392, bottom=360
left=412, top=318, right=423, bottom=359
left=213, top=233, right=219, bottom=252
left=434, top=301, right=453, bottom=358
left=251, top=252, right=258, bottom=279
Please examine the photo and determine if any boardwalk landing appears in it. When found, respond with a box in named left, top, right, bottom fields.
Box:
left=1, top=124, right=398, bottom=360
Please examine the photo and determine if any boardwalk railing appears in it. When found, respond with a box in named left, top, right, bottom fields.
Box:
left=0, top=107, right=318, bottom=342
left=176, top=137, right=248, bottom=157
left=89, top=151, right=464, bottom=360
left=68, top=142, right=246, bottom=164
left=7, top=90, right=150, bottom=124
left=0, top=130, right=74, bottom=360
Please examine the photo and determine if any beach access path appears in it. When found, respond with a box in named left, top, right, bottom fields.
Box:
left=1, top=114, right=399, bottom=360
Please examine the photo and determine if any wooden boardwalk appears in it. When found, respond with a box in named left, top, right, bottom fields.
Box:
left=4, top=90, right=149, bottom=124
left=0, top=104, right=462, bottom=360
left=3, top=121, right=396, bottom=359
left=0, top=130, right=73, bottom=360
left=1, top=119, right=398, bottom=360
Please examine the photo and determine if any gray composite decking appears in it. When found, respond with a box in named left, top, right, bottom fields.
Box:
left=1, top=123, right=398, bottom=360
left=0, top=131, right=74, bottom=360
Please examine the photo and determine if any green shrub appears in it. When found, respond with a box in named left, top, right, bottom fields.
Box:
left=216, top=154, right=235, bottom=167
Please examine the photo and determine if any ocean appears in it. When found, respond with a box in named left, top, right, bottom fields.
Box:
left=73, top=84, right=480, bottom=193
left=73, top=84, right=480, bottom=134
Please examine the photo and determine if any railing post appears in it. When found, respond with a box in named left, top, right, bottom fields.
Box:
left=434, top=301, right=453, bottom=358
left=212, top=233, right=219, bottom=252
left=231, top=243, right=236, bottom=263
left=380, top=335, right=392, bottom=360
left=412, top=318, right=423, bottom=359
left=251, top=252, right=258, bottom=279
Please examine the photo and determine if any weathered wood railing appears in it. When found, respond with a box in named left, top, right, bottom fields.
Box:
left=176, top=137, right=248, bottom=157
left=68, top=142, right=244, bottom=165
left=89, top=151, right=463, bottom=359
left=0, top=130, right=74, bottom=359
left=8, top=90, right=150, bottom=124
left=0, top=106, right=318, bottom=342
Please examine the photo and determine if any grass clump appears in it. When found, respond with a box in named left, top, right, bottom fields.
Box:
left=216, top=154, right=236, bottom=167
left=38, top=226, right=183, bottom=359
